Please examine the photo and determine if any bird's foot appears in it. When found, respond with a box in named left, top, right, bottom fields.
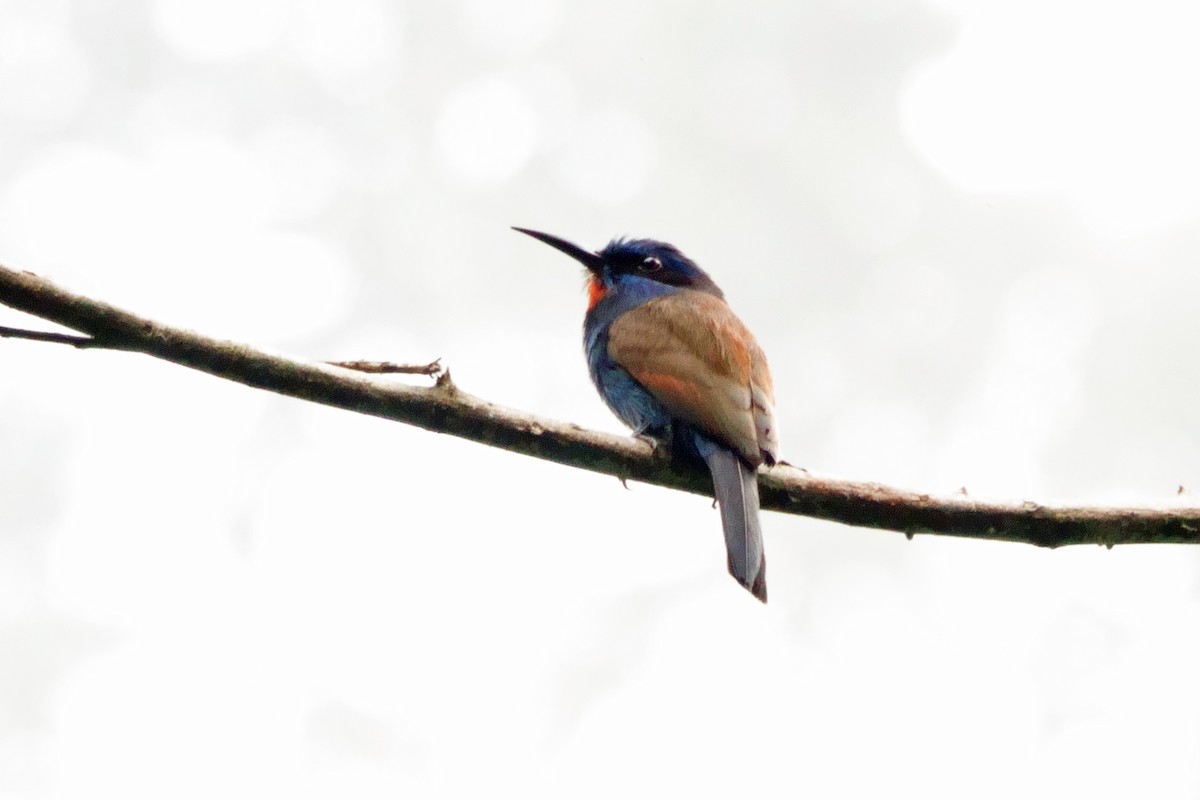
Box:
left=633, top=432, right=672, bottom=465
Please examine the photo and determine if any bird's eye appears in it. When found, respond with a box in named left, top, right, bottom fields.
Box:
left=639, top=256, right=662, bottom=273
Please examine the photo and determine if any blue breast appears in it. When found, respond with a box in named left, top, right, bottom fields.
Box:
left=583, top=274, right=679, bottom=437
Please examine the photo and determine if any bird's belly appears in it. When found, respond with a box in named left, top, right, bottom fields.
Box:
left=587, top=345, right=672, bottom=436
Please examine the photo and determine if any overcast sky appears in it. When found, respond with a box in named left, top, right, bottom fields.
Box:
left=3, top=1, right=1200, bottom=797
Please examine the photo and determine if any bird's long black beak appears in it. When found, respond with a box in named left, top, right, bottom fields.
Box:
left=512, top=227, right=607, bottom=273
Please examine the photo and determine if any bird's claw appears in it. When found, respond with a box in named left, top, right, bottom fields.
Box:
left=634, top=433, right=671, bottom=464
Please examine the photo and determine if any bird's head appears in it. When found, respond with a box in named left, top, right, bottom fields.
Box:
left=513, top=227, right=723, bottom=310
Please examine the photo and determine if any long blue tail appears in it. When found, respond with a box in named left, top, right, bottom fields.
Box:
left=692, top=433, right=767, bottom=603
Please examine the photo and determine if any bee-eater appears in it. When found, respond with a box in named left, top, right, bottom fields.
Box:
left=515, top=227, right=779, bottom=602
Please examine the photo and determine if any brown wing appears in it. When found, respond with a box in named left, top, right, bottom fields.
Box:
left=748, top=337, right=779, bottom=465
left=607, top=290, right=777, bottom=467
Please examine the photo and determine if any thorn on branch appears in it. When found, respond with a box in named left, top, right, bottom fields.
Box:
left=1, top=325, right=98, bottom=348
left=1, top=326, right=141, bottom=352
left=327, top=357, right=443, bottom=377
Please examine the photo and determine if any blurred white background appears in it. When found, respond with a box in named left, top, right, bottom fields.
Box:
left=2, top=0, right=1200, bottom=797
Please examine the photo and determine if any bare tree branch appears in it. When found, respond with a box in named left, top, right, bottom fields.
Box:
left=1, top=262, right=1197, bottom=549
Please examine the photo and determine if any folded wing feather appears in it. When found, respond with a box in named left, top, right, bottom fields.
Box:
left=607, top=290, right=776, bottom=467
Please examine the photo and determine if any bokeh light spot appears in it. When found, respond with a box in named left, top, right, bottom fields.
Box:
left=288, top=0, right=404, bottom=98
left=901, top=0, right=1200, bottom=238
left=434, top=75, right=540, bottom=186
left=249, top=124, right=345, bottom=222
left=457, top=0, right=559, bottom=56
left=151, top=0, right=288, bottom=61
left=552, top=107, right=655, bottom=204
left=0, top=17, right=90, bottom=124
left=707, top=55, right=797, bottom=147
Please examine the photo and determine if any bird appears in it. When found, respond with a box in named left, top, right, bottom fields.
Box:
left=514, top=227, right=779, bottom=602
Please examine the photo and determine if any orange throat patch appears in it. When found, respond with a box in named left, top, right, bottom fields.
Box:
left=586, top=275, right=606, bottom=311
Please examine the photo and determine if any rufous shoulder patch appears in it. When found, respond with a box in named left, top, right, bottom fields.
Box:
left=586, top=275, right=606, bottom=311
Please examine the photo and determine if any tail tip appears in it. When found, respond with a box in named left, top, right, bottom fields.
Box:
left=750, top=571, right=768, bottom=604
left=730, top=557, right=768, bottom=603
